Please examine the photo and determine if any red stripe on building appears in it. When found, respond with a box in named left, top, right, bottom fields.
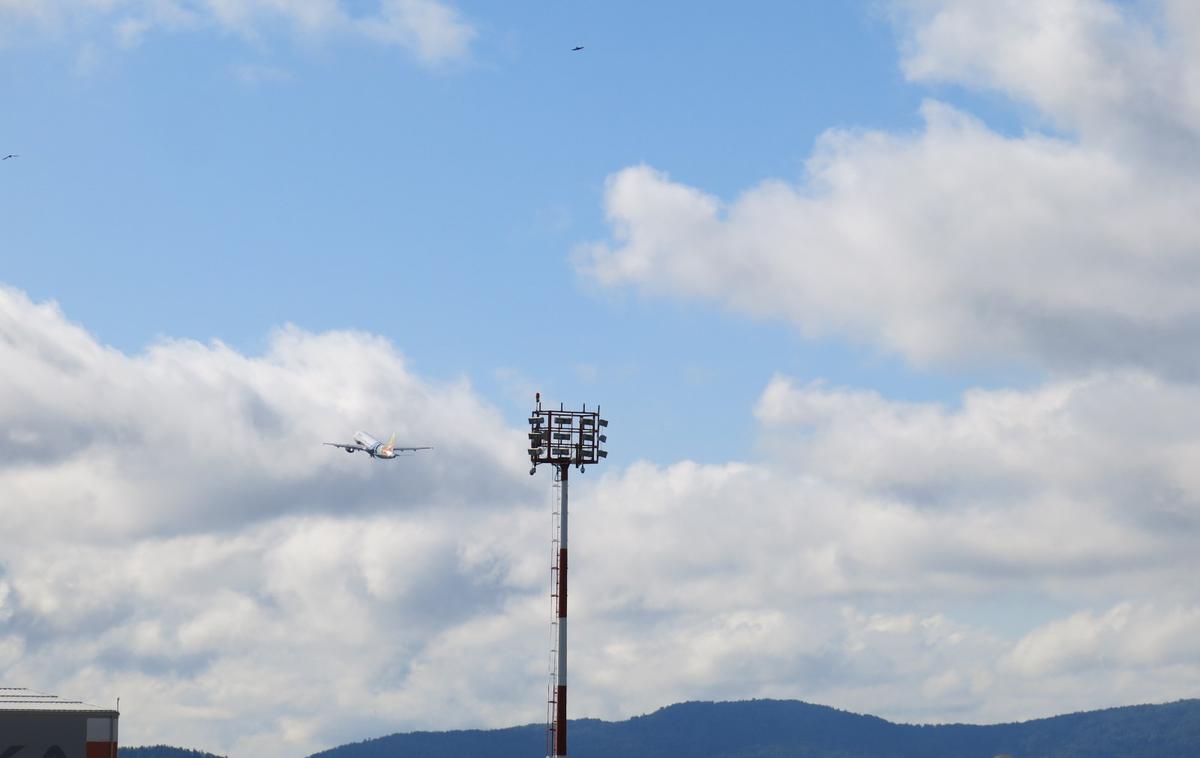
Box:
left=86, top=741, right=117, bottom=758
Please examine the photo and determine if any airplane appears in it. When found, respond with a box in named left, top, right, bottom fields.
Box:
left=324, top=431, right=432, bottom=459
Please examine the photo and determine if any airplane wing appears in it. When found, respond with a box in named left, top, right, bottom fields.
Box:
left=391, top=446, right=434, bottom=452
left=324, top=442, right=369, bottom=452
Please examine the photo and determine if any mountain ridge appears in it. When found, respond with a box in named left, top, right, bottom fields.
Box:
left=305, top=697, right=1200, bottom=758
left=122, top=747, right=226, bottom=758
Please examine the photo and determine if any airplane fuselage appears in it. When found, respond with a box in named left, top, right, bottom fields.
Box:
left=326, top=431, right=429, bottom=459
left=351, top=431, right=401, bottom=458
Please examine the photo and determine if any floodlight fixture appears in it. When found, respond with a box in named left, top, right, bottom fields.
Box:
left=528, top=400, right=608, bottom=472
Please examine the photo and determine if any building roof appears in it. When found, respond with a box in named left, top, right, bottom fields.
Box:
left=0, top=688, right=117, bottom=714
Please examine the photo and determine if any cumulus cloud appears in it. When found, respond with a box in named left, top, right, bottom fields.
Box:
left=0, top=285, right=542, bottom=755
left=896, top=0, right=1200, bottom=159
left=355, top=0, right=474, bottom=64
left=564, top=370, right=1200, bottom=723
left=1004, top=603, right=1200, bottom=677
left=568, top=3, right=1200, bottom=715
left=591, top=374, right=1200, bottom=602
left=0, top=287, right=530, bottom=541
left=754, top=373, right=1200, bottom=537
left=2, top=286, right=1200, bottom=754
left=0, top=0, right=475, bottom=64
left=579, top=0, right=1200, bottom=375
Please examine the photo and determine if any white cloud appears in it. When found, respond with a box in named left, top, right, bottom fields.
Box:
left=579, top=0, right=1200, bottom=375
left=570, top=4, right=1200, bottom=716
left=0, top=0, right=475, bottom=64
left=896, top=0, right=1200, bottom=158
left=2, top=286, right=1200, bottom=753
left=0, top=286, right=542, bottom=754
left=563, top=370, right=1200, bottom=721
left=1004, top=603, right=1200, bottom=677
left=754, top=372, right=1200, bottom=524
left=0, top=287, right=531, bottom=543
left=357, top=0, right=474, bottom=65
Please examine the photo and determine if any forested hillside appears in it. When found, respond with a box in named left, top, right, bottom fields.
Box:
left=307, top=698, right=1200, bottom=758
left=122, top=746, right=225, bottom=758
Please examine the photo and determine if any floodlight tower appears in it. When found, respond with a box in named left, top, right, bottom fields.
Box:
left=528, top=395, right=608, bottom=758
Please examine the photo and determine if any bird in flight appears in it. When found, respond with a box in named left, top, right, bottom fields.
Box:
left=2, top=154, right=17, bottom=161
left=571, top=46, right=584, bottom=51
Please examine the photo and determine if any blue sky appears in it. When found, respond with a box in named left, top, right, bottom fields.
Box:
left=2, top=1, right=986, bottom=465
left=3, top=2, right=1200, bottom=756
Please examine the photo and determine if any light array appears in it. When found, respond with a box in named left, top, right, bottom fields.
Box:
left=528, top=405, right=608, bottom=473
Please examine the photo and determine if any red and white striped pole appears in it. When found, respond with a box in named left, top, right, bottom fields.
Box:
left=529, top=400, right=606, bottom=758
left=554, top=463, right=569, bottom=758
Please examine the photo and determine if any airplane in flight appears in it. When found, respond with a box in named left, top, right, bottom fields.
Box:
left=324, top=431, right=432, bottom=459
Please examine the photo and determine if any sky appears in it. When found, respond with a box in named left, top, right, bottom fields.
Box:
left=1, top=0, right=1199, bottom=755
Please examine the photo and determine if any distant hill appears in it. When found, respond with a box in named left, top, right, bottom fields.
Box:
left=122, top=746, right=226, bottom=758
left=307, top=698, right=1200, bottom=758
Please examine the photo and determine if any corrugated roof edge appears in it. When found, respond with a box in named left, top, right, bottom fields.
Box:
left=0, top=687, right=119, bottom=714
